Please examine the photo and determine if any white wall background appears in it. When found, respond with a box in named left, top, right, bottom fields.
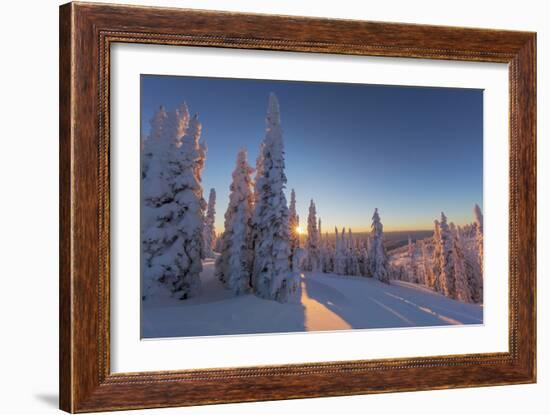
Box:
left=0, top=0, right=546, bottom=414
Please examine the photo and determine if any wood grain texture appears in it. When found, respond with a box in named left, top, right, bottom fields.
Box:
left=59, top=2, right=537, bottom=412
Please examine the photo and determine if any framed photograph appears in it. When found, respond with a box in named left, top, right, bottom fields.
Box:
left=59, top=2, right=536, bottom=412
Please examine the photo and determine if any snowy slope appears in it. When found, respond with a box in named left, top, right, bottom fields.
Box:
left=141, top=259, right=483, bottom=338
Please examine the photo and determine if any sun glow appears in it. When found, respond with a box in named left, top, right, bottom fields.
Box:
left=296, top=226, right=305, bottom=235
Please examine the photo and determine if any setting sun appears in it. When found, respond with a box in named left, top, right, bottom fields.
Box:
left=296, top=226, right=305, bottom=235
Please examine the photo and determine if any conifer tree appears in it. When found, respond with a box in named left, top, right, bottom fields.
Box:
left=141, top=106, right=168, bottom=180
left=251, top=93, right=296, bottom=302
left=367, top=209, right=390, bottom=283
left=304, top=200, right=320, bottom=271
left=334, top=227, right=346, bottom=275
left=215, top=150, right=254, bottom=295
left=450, top=222, right=472, bottom=302
left=203, top=188, right=217, bottom=258
left=359, top=239, right=370, bottom=276
left=249, top=141, right=265, bottom=255
left=437, top=212, right=455, bottom=298
left=420, top=239, right=434, bottom=287
left=142, top=104, right=196, bottom=299
left=318, top=218, right=326, bottom=272
left=288, top=189, right=300, bottom=269
left=431, top=220, right=443, bottom=292
left=474, top=203, right=484, bottom=273
left=407, top=235, right=415, bottom=282
left=347, top=228, right=360, bottom=276
left=321, top=231, right=333, bottom=273
left=167, top=114, right=206, bottom=299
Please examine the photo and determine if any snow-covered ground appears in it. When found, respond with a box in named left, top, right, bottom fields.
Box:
left=141, top=259, right=483, bottom=338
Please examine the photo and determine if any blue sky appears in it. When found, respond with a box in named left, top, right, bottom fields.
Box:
left=141, top=75, right=483, bottom=233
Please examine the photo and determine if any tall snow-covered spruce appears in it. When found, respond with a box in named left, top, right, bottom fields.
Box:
left=450, top=222, right=473, bottom=303
left=141, top=105, right=206, bottom=300
left=431, top=219, right=443, bottom=292
left=474, top=203, right=484, bottom=273
left=420, top=239, right=434, bottom=287
left=141, top=106, right=167, bottom=181
left=215, top=150, right=254, bottom=295
left=347, top=229, right=360, bottom=276
left=168, top=113, right=207, bottom=299
left=367, top=208, right=390, bottom=283
left=288, top=189, right=300, bottom=269
left=334, top=227, right=346, bottom=275
left=203, top=188, right=217, bottom=258
left=437, top=212, right=455, bottom=298
left=251, top=93, right=298, bottom=303
left=304, top=199, right=320, bottom=271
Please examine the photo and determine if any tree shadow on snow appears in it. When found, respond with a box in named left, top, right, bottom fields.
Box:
left=302, top=274, right=422, bottom=330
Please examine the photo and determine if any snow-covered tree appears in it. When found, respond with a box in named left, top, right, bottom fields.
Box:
left=460, top=205, right=483, bottom=303
left=465, top=250, right=483, bottom=303
left=474, top=203, right=484, bottom=273
left=141, top=106, right=174, bottom=206
left=203, top=188, right=216, bottom=258
left=142, top=105, right=187, bottom=298
left=167, top=113, right=206, bottom=298
left=367, top=209, right=390, bottom=283
left=437, top=212, right=456, bottom=298
left=249, top=141, right=265, bottom=259
left=141, top=107, right=169, bottom=299
left=407, top=235, right=415, bottom=282
left=359, top=240, right=370, bottom=276
left=215, top=150, right=254, bottom=295
left=142, top=107, right=206, bottom=300
left=420, top=239, right=434, bottom=287
left=347, top=228, right=360, bottom=276
left=288, top=189, right=300, bottom=269
left=321, top=232, right=333, bottom=273
left=450, top=222, right=472, bottom=302
left=318, top=219, right=326, bottom=272
left=431, top=219, right=443, bottom=292
left=334, top=227, right=347, bottom=275
left=304, top=199, right=320, bottom=271
left=251, top=93, right=297, bottom=302
left=141, top=106, right=168, bottom=180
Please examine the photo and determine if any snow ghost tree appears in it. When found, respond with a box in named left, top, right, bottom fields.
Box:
left=304, top=199, right=320, bottom=271
left=215, top=150, right=254, bottom=295
left=167, top=114, right=206, bottom=299
left=462, top=205, right=484, bottom=303
left=437, top=212, right=456, bottom=298
left=367, top=209, right=390, bottom=283
left=141, top=106, right=167, bottom=180
left=249, top=142, right=265, bottom=257
left=142, top=105, right=189, bottom=298
left=203, top=188, right=216, bottom=258
left=251, top=93, right=297, bottom=302
left=142, top=106, right=206, bottom=300
left=474, top=203, right=484, bottom=273
left=320, top=231, right=333, bottom=273
left=420, top=239, right=435, bottom=287
left=347, top=229, right=360, bottom=276
left=359, top=240, right=369, bottom=276
left=450, top=222, right=472, bottom=302
left=288, top=189, right=300, bottom=269
left=318, top=218, right=326, bottom=272
left=431, top=219, right=443, bottom=292
left=334, top=227, right=346, bottom=275
left=407, top=235, right=416, bottom=282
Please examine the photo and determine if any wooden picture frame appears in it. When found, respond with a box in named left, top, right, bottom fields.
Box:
left=59, top=2, right=536, bottom=412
